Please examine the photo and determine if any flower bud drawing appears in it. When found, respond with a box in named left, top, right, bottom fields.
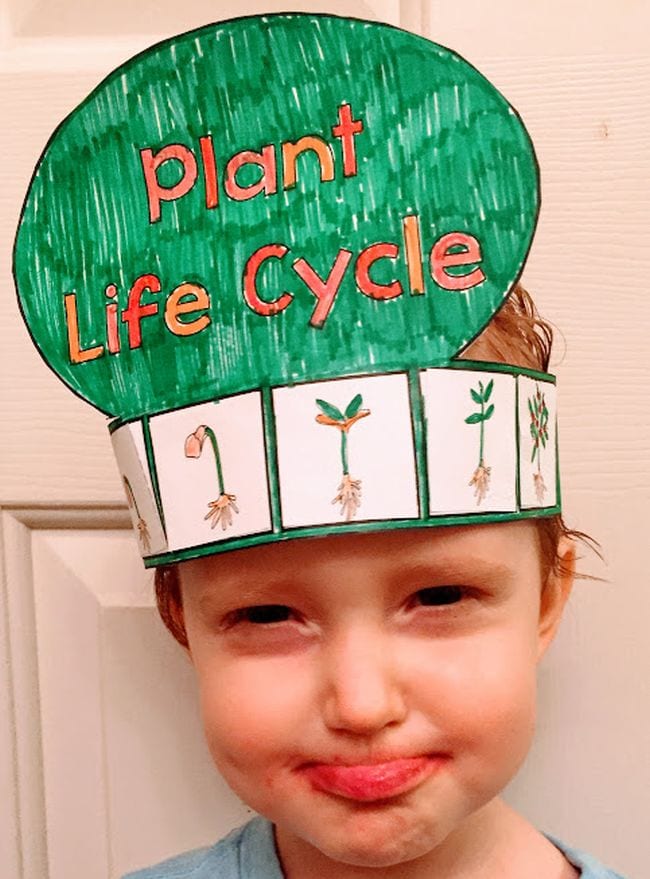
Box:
left=315, top=394, right=370, bottom=521
left=465, top=379, right=495, bottom=504
left=184, top=425, right=239, bottom=530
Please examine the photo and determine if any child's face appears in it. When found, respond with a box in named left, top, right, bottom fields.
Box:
left=179, top=522, right=568, bottom=869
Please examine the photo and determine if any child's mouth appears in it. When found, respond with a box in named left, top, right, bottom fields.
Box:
left=300, top=755, right=448, bottom=802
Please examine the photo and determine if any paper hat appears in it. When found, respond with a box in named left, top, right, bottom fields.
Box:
left=14, top=13, right=559, bottom=567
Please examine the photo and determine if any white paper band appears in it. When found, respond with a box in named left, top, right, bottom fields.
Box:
left=110, top=365, right=559, bottom=567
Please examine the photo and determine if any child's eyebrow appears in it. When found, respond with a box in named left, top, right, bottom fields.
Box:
left=393, top=558, right=516, bottom=587
left=194, top=580, right=296, bottom=615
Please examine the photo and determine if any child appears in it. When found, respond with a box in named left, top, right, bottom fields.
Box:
left=12, top=12, right=627, bottom=879
left=141, top=286, right=623, bottom=879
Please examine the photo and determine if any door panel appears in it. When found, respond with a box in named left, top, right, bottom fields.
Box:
left=3, top=513, right=251, bottom=879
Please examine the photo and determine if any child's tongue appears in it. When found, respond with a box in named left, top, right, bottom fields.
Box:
left=302, top=756, right=437, bottom=801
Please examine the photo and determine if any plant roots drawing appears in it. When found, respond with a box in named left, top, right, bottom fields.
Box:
left=123, top=476, right=151, bottom=553
left=185, top=424, right=239, bottom=530
left=316, top=394, right=370, bottom=521
left=465, top=379, right=495, bottom=505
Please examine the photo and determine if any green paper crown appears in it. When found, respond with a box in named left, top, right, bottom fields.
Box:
left=14, top=13, right=539, bottom=420
left=14, top=14, right=557, bottom=567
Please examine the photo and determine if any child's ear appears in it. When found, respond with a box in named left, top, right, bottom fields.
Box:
left=536, top=536, right=576, bottom=661
left=169, top=598, right=194, bottom=662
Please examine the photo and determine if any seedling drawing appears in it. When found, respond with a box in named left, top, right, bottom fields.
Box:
left=315, top=394, right=370, bottom=521
left=123, top=475, right=151, bottom=553
left=465, top=378, right=495, bottom=504
left=185, top=425, right=239, bottom=530
left=528, top=384, right=549, bottom=503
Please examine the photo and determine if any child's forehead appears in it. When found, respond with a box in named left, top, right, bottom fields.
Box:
left=180, top=521, right=538, bottom=593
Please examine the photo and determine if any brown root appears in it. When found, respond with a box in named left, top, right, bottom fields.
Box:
left=204, top=493, right=239, bottom=530
left=533, top=471, right=547, bottom=504
left=136, top=517, right=151, bottom=553
left=469, top=463, right=491, bottom=505
left=332, top=474, right=362, bottom=521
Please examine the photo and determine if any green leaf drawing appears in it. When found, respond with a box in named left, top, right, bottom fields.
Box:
left=316, top=394, right=371, bottom=511
left=527, top=384, right=550, bottom=475
left=344, top=394, right=363, bottom=419
left=465, top=378, right=497, bottom=474
left=316, top=398, right=344, bottom=421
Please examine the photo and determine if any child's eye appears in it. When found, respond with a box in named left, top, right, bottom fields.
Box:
left=412, top=586, right=466, bottom=606
left=228, top=604, right=294, bottom=625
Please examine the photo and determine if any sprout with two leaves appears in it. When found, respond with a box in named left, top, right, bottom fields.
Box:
left=465, top=378, right=495, bottom=505
left=315, top=394, right=370, bottom=521
left=185, top=425, right=239, bottom=530
left=123, top=476, right=151, bottom=553
left=528, top=384, right=550, bottom=503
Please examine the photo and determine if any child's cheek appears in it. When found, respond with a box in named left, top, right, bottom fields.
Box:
left=425, top=634, right=538, bottom=792
left=194, top=654, right=312, bottom=776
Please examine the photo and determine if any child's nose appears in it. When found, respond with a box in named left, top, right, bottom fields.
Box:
left=320, top=626, right=407, bottom=735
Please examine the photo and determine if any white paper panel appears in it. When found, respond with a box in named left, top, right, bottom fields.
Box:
left=274, top=373, right=418, bottom=526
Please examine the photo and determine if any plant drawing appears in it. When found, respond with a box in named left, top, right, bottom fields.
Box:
left=123, top=475, right=151, bottom=553
left=315, top=394, right=370, bottom=521
left=528, top=384, right=549, bottom=503
left=185, top=425, right=239, bottom=530
left=465, top=378, right=495, bottom=504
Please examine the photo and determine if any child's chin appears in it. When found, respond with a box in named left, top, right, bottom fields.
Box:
left=305, top=819, right=448, bottom=869
left=316, top=840, right=437, bottom=869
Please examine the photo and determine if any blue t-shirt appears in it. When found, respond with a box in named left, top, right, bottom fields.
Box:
left=123, top=816, right=628, bottom=879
